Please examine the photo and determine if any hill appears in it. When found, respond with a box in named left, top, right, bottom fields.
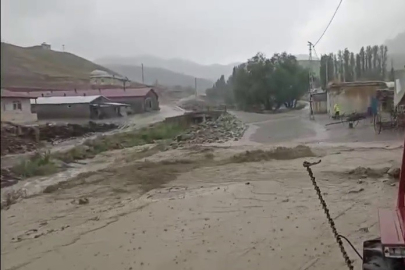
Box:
left=96, top=55, right=237, bottom=81
left=0, top=42, right=122, bottom=88
left=103, top=64, right=214, bottom=92
left=385, top=31, right=405, bottom=70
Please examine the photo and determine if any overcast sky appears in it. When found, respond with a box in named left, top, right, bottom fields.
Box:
left=1, top=0, right=404, bottom=64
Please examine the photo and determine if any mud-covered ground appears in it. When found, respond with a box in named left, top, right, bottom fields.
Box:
left=1, top=141, right=402, bottom=270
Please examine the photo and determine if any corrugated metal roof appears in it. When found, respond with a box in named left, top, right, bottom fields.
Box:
left=1, top=89, right=37, bottom=99
left=32, top=96, right=102, bottom=105
left=328, top=81, right=387, bottom=89
left=26, top=88, right=156, bottom=99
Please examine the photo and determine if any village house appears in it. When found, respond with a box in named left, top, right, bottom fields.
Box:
left=31, top=96, right=129, bottom=120
left=311, top=92, right=327, bottom=114
left=326, top=81, right=388, bottom=116
left=26, top=88, right=160, bottom=114
left=90, top=70, right=130, bottom=87
left=1, top=89, right=37, bottom=123
left=395, top=69, right=405, bottom=109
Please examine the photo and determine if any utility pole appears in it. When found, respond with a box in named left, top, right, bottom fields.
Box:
left=195, top=78, right=197, bottom=98
left=308, top=41, right=315, bottom=120
left=141, top=63, right=145, bottom=84
left=326, top=58, right=329, bottom=88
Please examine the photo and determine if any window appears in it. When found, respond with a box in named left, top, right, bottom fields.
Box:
left=13, top=101, right=22, bottom=110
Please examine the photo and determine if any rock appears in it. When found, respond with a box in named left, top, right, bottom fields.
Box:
left=348, top=188, right=364, bottom=194
left=171, top=113, right=246, bottom=147
left=78, top=198, right=89, bottom=205
left=43, top=184, right=60, bottom=194
left=387, top=166, right=400, bottom=179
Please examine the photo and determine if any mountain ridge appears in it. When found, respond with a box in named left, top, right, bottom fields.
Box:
left=103, top=63, right=214, bottom=91
left=96, top=55, right=238, bottom=81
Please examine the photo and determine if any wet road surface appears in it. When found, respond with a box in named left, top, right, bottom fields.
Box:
left=232, top=108, right=404, bottom=144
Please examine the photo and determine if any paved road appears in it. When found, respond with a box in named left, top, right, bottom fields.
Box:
left=232, top=107, right=404, bottom=144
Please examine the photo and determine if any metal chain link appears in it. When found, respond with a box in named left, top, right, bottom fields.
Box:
left=303, top=160, right=354, bottom=270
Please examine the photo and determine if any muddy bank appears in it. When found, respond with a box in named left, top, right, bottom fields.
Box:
left=1, top=121, right=119, bottom=156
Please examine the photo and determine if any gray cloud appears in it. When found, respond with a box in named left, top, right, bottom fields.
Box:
left=1, top=0, right=404, bottom=64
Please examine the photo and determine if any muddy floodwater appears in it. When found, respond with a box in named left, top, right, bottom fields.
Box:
left=1, top=140, right=402, bottom=270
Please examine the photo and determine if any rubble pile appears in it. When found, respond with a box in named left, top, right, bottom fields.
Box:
left=177, top=96, right=208, bottom=111
left=173, top=113, right=246, bottom=146
left=1, top=123, right=39, bottom=156
left=38, top=122, right=118, bottom=142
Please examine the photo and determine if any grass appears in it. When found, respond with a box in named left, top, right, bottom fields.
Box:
left=11, top=151, right=58, bottom=178
left=7, top=123, right=186, bottom=180
left=54, top=122, right=186, bottom=163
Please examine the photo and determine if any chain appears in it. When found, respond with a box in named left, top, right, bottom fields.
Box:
left=303, top=160, right=354, bottom=270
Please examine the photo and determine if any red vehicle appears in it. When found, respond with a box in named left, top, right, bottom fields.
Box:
left=304, top=139, right=405, bottom=270
left=362, top=140, right=405, bottom=269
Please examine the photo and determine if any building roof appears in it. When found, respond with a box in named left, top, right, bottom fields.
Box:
left=1, top=89, right=37, bottom=99
left=328, top=81, right=387, bottom=90
left=26, top=88, right=157, bottom=99
left=90, top=69, right=127, bottom=80
left=32, top=95, right=102, bottom=105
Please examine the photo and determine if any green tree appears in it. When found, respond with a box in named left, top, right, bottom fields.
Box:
left=366, top=46, right=372, bottom=71
left=216, top=52, right=308, bottom=111
left=355, top=54, right=361, bottom=79
left=380, top=45, right=388, bottom=80
left=372, top=45, right=379, bottom=70
left=349, top=52, right=355, bottom=82
left=343, top=49, right=350, bottom=81
left=359, top=47, right=365, bottom=73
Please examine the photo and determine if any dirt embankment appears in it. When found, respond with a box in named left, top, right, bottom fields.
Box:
left=1, top=121, right=118, bottom=156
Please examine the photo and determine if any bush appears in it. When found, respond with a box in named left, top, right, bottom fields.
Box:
left=54, top=123, right=186, bottom=163
left=11, top=151, right=58, bottom=178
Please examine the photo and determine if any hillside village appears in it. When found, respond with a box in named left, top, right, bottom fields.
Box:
left=1, top=25, right=405, bottom=270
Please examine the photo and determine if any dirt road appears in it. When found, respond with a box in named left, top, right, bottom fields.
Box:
left=1, top=141, right=402, bottom=270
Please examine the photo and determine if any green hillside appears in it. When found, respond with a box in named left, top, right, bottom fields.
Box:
left=0, top=42, right=120, bottom=88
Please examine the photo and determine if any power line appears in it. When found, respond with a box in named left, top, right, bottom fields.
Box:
left=314, top=0, right=344, bottom=47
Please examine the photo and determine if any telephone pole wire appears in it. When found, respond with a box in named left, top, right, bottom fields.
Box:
left=314, top=0, right=344, bottom=47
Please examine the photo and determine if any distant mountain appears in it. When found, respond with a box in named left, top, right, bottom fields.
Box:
left=96, top=55, right=237, bottom=81
left=103, top=64, right=214, bottom=91
left=385, top=31, right=405, bottom=70
left=1, top=42, right=122, bottom=88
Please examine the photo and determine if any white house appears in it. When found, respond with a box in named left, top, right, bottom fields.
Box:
left=1, top=89, right=37, bottom=123
left=90, top=70, right=129, bottom=87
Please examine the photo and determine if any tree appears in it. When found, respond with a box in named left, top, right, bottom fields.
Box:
left=380, top=45, right=388, bottom=80
left=372, top=45, right=379, bottom=70
left=211, top=52, right=308, bottom=111
left=359, top=47, right=365, bottom=73
left=389, top=60, right=395, bottom=81
left=327, top=53, right=335, bottom=85
left=355, top=54, right=361, bottom=79
left=343, top=49, right=350, bottom=82
left=366, top=46, right=372, bottom=71
left=337, top=50, right=344, bottom=81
